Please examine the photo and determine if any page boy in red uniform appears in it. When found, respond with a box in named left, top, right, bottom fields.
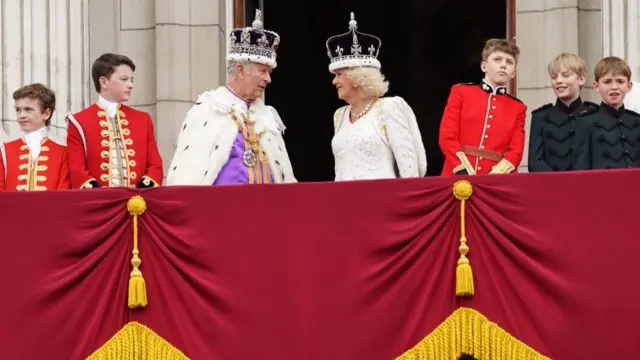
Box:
left=66, top=53, right=163, bottom=189
left=0, top=83, right=70, bottom=191
left=439, top=39, right=527, bottom=176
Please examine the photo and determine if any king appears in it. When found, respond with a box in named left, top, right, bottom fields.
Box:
left=66, top=53, right=163, bottom=189
left=166, top=10, right=295, bottom=185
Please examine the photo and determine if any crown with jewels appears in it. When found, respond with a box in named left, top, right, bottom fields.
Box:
left=325, top=12, right=382, bottom=73
left=228, top=10, right=280, bottom=68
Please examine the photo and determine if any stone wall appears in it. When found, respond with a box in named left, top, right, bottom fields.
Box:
left=0, top=0, right=91, bottom=142
left=602, top=0, right=640, bottom=78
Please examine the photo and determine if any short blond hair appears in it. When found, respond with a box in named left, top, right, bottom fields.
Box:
left=344, top=67, right=389, bottom=98
left=594, top=56, right=632, bottom=82
left=547, top=53, right=587, bottom=79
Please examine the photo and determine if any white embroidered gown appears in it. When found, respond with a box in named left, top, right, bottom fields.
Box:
left=331, top=96, right=427, bottom=181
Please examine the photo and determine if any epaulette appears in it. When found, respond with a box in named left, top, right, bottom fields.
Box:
left=531, top=103, right=552, bottom=114
left=625, top=108, right=640, bottom=117
left=506, top=94, right=523, bottom=104
left=578, top=103, right=599, bottom=117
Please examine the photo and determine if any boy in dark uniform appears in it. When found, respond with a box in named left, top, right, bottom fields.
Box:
left=528, top=53, right=597, bottom=172
left=574, top=56, right=640, bottom=170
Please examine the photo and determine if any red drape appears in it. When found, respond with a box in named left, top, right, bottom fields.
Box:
left=1, top=170, right=640, bottom=359
left=0, top=190, right=131, bottom=359
left=460, top=169, right=640, bottom=359
left=130, top=180, right=457, bottom=359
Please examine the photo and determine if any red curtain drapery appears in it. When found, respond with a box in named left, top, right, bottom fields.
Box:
left=1, top=170, right=639, bottom=359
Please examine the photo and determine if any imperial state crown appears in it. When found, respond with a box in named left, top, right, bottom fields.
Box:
left=228, top=10, right=280, bottom=68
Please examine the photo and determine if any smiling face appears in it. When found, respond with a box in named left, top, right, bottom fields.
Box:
left=481, top=51, right=516, bottom=87
left=594, top=72, right=632, bottom=108
left=332, top=69, right=357, bottom=101
left=551, top=66, right=585, bottom=103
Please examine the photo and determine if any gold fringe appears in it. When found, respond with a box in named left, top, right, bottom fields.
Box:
left=86, top=321, right=189, bottom=360
left=127, top=196, right=148, bottom=309
left=453, top=180, right=474, bottom=297
left=395, top=307, right=550, bottom=360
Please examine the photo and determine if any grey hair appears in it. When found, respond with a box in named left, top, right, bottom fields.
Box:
left=226, top=61, right=253, bottom=79
left=344, top=67, right=389, bottom=98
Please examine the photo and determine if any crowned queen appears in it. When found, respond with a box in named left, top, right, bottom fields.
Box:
left=327, top=13, right=426, bottom=181
left=166, top=10, right=296, bottom=186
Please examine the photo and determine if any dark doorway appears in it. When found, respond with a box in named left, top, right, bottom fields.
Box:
left=264, top=0, right=507, bottom=181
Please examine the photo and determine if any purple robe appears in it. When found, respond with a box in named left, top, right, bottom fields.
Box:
left=214, top=87, right=273, bottom=185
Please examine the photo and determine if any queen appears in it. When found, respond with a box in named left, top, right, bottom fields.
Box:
left=327, top=13, right=427, bottom=181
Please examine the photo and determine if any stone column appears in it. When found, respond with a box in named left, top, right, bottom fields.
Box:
left=0, top=0, right=91, bottom=142
left=578, top=0, right=604, bottom=92
left=154, top=0, right=227, bottom=174
left=515, top=0, right=602, bottom=172
left=602, top=0, right=640, bottom=79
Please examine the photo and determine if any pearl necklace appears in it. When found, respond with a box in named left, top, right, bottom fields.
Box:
left=350, top=99, right=375, bottom=120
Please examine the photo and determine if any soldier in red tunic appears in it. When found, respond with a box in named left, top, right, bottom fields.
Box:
left=66, top=53, right=163, bottom=189
left=0, top=83, right=70, bottom=191
left=439, top=39, right=527, bottom=176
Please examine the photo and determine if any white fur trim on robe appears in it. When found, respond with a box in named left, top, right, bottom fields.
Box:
left=165, top=86, right=297, bottom=185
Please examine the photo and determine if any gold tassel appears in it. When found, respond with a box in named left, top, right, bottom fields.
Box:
left=127, top=195, right=148, bottom=309
left=86, top=322, right=190, bottom=359
left=395, top=307, right=551, bottom=359
left=453, top=180, right=474, bottom=297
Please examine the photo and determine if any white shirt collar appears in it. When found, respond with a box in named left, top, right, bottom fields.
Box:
left=23, top=126, right=48, bottom=161
left=98, top=95, right=120, bottom=118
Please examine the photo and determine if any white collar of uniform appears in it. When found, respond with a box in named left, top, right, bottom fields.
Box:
left=23, top=126, right=48, bottom=161
left=98, top=95, right=120, bottom=118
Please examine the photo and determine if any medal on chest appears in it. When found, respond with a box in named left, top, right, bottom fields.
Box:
left=229, top=110, right=269, bottom=168
left=242, top=148, right=258, bottom=167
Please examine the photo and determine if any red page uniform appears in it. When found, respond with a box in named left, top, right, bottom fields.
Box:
left=66, top=102, right=163, bottom=188
left=0, top=131, right=70, bottom=191
left=439, top=80, right=527, bottom=175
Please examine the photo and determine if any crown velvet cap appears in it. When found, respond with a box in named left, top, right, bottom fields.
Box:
left=325, top=12, right=382, bottom=73
left=228, top=10, right=280, bottom=68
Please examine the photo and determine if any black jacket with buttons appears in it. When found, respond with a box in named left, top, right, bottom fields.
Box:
left=574, top=102, right=640, bottom=170
left=528, top=98, right=597, bottom=172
